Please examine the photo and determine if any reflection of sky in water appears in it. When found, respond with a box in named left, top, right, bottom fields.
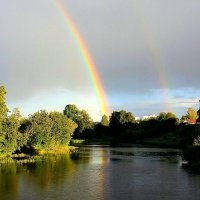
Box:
left=0, top=147, right=200, bottom=200
left=90, top=148, right=109, bottom=165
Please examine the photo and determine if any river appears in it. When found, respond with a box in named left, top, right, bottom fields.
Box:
left=0, top=146, right=200, bottom=200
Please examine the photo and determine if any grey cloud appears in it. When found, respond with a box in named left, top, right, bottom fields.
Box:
left=66, top=0, right=200, bottom=93
left=0, top=0, right=200, bottom=103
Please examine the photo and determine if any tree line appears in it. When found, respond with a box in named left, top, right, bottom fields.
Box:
left=0, top=86, right=77, bottom=156
left=1, top=85, right=200, bottom=159
left=64, top=103, right=200, bottom=148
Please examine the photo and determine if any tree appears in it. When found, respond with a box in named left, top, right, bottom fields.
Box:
left=28, top=110, right=77, bottom=150
left=186, top=108, right=198, bottom=121
left=49, top=112, right=77, bottom=146
left=0, top=86, right=8, bottom=121
left=101, top=115, right=109, bottom=126
left=166, top=112, right=178, bottom=120
left=110, top=110, right=135, bottom=128
left=63, top=104, right=80, bottom=121
left=77, top=110, right=93, bottom=133
left=157, top=112, right=177, bottom=121
left=63, top=104, right=93, bottom=138
left=181, top=115, right=188, bottom=123
left=29, top=110, right=53, bottom=150
left=0, top=87, right=26, bottom=155
left=0, top=86, right=8, bottom=145
left=109, top=110, right=135, bottom=137
left=1, top=108, right=27, bottom=155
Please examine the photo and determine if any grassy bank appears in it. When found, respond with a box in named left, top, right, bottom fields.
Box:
left=35, top=146, right=77, bottom=155
left=0, top=146, right=78, bottom=164
left=137, top=132, right=182, bottom=148
left=71, top=138, right=114, bottom=146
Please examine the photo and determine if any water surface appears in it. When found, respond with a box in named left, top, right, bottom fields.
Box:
left=1, top=146, right=200, bottom=200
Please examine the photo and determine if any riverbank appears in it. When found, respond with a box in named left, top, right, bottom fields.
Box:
left=71, top=132, right=182, bottom=148
left=182, top=146, right=200, bottom=173
left=0, top=146, right=77, bottom=164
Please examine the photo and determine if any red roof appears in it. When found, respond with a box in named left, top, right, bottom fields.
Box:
left=188, top=119, right=196, bottom=124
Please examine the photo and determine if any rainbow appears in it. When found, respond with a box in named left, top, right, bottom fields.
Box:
left=53, top=0, right=110, bottom=117
left=133, top=1, right=173, bottom=112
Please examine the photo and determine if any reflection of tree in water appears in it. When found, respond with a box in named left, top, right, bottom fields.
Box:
left=0, top=150, right=93, bottom=198
left=70, top=149, right=92, bottom=164
left=25, top=154, right=78, bottom=188
left=0, top=153, right=88, bottom=196
left=0, top=164, right=20, bottom=200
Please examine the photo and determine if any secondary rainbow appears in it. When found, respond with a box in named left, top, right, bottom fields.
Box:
left=133, top=1, right=173, bottom=112
left=53, top=0, right=110, bottom=117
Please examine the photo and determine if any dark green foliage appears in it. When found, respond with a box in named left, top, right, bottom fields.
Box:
left=0, top=86, right=8, bottom=145
left=178, top=125, right=200, bottom=147
left=157, top=112, right=178, bottom=121
left=49, top=112, right=77, bottom=146
left=109, top=110, right=135, bottom=133
left=1, top=108, right=28, bottom=155
left=29, top=110, right=77, bottom=150
left=63, top=104, right=80, bottom=120
left=183, top=146, right=200, bottom=172
left=0, top=86, right=8, bottom=121
left=2, top=84, right=200, bottom=170
left=93, top=122, right=109, bottom=139
left=107, top=110, right=136, bottom=144
left=0, top=87, right=27, bottom=155
left=0, top=86, right=78, bottom=156
left=63, top=104, right=93, bottom=138
left=29, top=110, right=53, bottom=149
left=110, top=110, right=135, bottom=128
left=101, top=115, right=109, bottom=126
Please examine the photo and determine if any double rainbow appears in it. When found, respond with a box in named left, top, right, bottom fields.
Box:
left=54, top=0, right=110, bottom=117
left=133, top=1, right=173, bottom=112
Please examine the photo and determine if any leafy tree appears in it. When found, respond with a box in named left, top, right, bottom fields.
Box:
left=101, top=115, right=109, bottom=126
left=29, top=110, right=53, bottom=150
left=1, top=108, right=27, bottom=155
left=19, top=118, right=32, bottom=135
left=166, top=112, right=178, bottom=120
left=49, top=112, right=77, bottom=146
left=0, top=86, right=8, bottom=121
left=0, top=86, right=8, bottom=144
left=110, top=110, right=135, bottom=128
left=64, top=104, right=93, bottom=138
left=157, top=112, right=177, bottom=121
left=28, top=110, right=77, bottom=150
left=0, top=87, right=27, bottom=155
left=180, top=115, right=188, bottom=123
left=186, top=108, right=198, bottom=121
left=109, top=110, right=135, bottom=137
left=63, top=104, right=80, bottom=121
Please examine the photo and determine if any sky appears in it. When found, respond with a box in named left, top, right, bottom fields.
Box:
left=0, top=0, right=200, bottom=121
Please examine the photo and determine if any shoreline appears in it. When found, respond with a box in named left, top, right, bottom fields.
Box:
left=0, top=146, right=78, bottom=164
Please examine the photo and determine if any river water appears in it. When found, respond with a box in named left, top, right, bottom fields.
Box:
left=0, top=146, right=200, bottom=200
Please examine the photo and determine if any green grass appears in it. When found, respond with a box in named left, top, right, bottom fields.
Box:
left=0, top=145, right=78, bottom=164
left=139, top=132, right=181, bottom=148
left=70, top=139, right=86, bottom=146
